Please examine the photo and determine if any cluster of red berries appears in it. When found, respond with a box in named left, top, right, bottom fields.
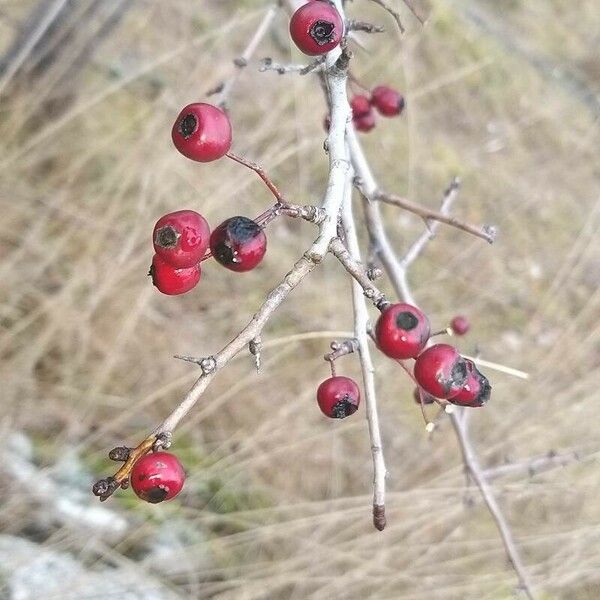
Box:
left=149, top=103, right=267, bottom=295
left=350, top=87, right=405, bottom=132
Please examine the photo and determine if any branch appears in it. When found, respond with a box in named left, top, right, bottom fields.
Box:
left=483, top=449, right=582, bottom=481
left=346, top=20, right=385, bottom=34
left=368, top=0, right=405, bottom=34
left=259, top=56, right=325, bottom=75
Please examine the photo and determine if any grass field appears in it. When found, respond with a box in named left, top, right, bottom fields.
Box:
left=0, top=1, right=599, bottom=598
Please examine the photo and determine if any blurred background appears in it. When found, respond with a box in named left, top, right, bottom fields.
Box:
left=0, top=0, right=599, bottom=598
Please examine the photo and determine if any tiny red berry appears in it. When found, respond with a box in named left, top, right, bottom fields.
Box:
left=172, top=102, right=232, bottom=162
left=413, top=387, right=436, bottom=405
left=153, top=210, right=210, bottom=269
left=353, top=111, right=376, bottom=133
left=350, top=95, right=371, bottom=118
left=289, top=1, right=343, bottom=56
left=209, top=216, right=267, bottom=272
left=370, top=85, right=405, bottom=117
left=150, top=254, right=201, bottom=295
left=450, top=359, right=491, bottom=407
left=130, top=451, right=185, bottom=504
left=450, top=315, right=470, bottom=336
left=323, top=114, right=331, bottom=132
left=413, top=344, right=468, bottom=399
left=375, top=303, right=430, bottom=359
left=317, top=376, right=360, bottom=418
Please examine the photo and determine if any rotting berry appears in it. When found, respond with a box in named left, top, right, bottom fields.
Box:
left=370, top=85, right=405, bottom=117
left=150, top=254, right=201, bottom=295
left=172, top=102, right=232, bottom=162
left=317, top=376, right=360, bottom=418
left=413, top=387, right=436, bottom=405
left=153, top=210, right=211, bottom=269
left=413, top=344, right=468, bottom=399
left=289, top=1, right=343, bottom=56
left=450, top=359, right=491, bottom=407
left=209, top=216, right=267, bottom=272
left=450, top=315, right=470, bottom=336
left=130, top=451, right=185, bottom=504
left=353, top=111, right=376, bottom=133
left=375, top=303, right=430, bottom=359
left=351, top=94, right=372, bottom=118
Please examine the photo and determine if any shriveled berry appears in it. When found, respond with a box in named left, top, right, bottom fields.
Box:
left=375, top=303, right=430, bottom=359
left=353, top=111, right=376, bottom=133
left=172, top=103, right=232, bottom=162
left=413, top=344, right=468, bottom=399
left=130, top=451, right=185, bottom=504
left=371, top=85, right=405, bottom=117
left=413, top=387, right=436, bottom=405
left=289, top=1, right=343, bottom=56
left=150, top=254, right=201, bottom=295
left=450, top=359, right=491, bottom=407
left=351, top=95, right=371, bottom=118
left=451, top=315, right=470, bottom=336
left=317, top=376, right=360, bottom=418
left=153, top=210, right=210, bottom=269
left=209, top=216, right=267, bottom=272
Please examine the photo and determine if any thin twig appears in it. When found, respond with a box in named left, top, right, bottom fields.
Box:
left=369, top=0, right=405, bottom=33
left=259, top=56, right=325, bottom=75
left=401, top=0, right=427, bottom=25
left=483, top=450, right=582, bottom=481
left=346, top=20, right=385, bottom=34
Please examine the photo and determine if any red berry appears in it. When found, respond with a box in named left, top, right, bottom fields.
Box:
left=375, top=303, right=430, bottom=359
left=153, top=210, right=210, bottom=269
left=323, top=114, right=331, bottom=132
left=130, top=451, right=185, bottom=504
left=172, top=103, right=232, bottom=162
left=450, top=315, right=470, bottom=336
left=413, top=344, right=468, bottom=399
left=351, top=95, right=371, bottom=118
left=289, top=1, right=343, bottom=56
left=209, top=216, right=267, bottom=272
left=317, top=376, right=360, bottom=418
left=353, top=111, right=376, bottom=133
left=450, top=360, right=491, bottom=407
left=371, top=85, right=405, bottom=117
left=150, top=254, right=201, bottom=295
left=413, top=387, right=436, bottom=405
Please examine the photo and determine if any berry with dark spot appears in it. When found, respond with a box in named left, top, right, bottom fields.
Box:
left=353, top=111, right=376, bottom=133
left=370, top=85, right=405, bottom=117
left=149, top=254, right=201, bottom=295
left=375, top=303, right=430, bottom=359
left=130, top=451, right=185, bottom=504
left=413, top=344, right=468, bottom=399
left=450, top=359, right=491, bottom=407
left=289, top=1, right=343, bottom=56
left=317, top=376, right=360, bottom=418
left=153, top=210, right=210, bottom=269
left=450, top=315, right=470, bottom=336
left=209, top=216, right=267, bottom=272
left=413, top=387, right=436, bottom=405
left=351, top=94, right=372, bottom=118
left=172, top=103, right=232, bottom=162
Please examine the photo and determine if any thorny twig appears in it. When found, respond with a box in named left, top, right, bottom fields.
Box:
left=259, top=56, right=325, bottom=75
left=346, top=20, right=385, bottom=34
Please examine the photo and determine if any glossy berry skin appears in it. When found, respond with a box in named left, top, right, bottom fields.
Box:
left=413, top=344, right=468, bottom=399
left=450, top=315, right=470, bottom=336
left=172, top=103, right=232, bottom=162
left=351, top=95, right=371, bottom=118
left=375, top=303, right=430, bottom=360
left=371, top=85, right=405, bottom=117
left=289, top=1, right=343, bottom=56
left=413, top=387, right=436, bottom=405
left=209, top=216, right=266, bottom=272
left=317, top=376, right=360, bottom=418
left=130, top=452, right=185, bottom=504
left=150, top=254, right=201, bottom=295
left=153, top=210, right=210, bottom=269
left=450, top=360, right=491, bottom=407
left=353, top=111, right=376, bottom=133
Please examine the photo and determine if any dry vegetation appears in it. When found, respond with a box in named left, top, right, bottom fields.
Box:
left=0, top=0, right=599, bottom=598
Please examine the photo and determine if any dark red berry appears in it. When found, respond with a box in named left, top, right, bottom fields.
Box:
left=289, top=1, right=343, bottom=56
left=353, top=111, right=376, bottom=133
left=317, top=376, right=360, bottom=418
left=130, top=451, right=185, bottom=504
left=153, top=210, right=210, bottom=269
left=351, top=95, right=371, bottom=118
left=150, top=254, right=201, bottom=295
left=450, top=360, right=491, bottom=407
left=450, top=315, right=470, bottom=336
left=324, top=114, right=331, bottom=132
left=172, top=103, right=232, bottom=162
left=370, top=85, right=405, bottom=117
left=375, top=303, right=430, bottom=359
left=413, top=387, right=436, bottom=405
left=413, top=344, right=468, bottom=399
left=209, top=216, right=267, bottom=272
